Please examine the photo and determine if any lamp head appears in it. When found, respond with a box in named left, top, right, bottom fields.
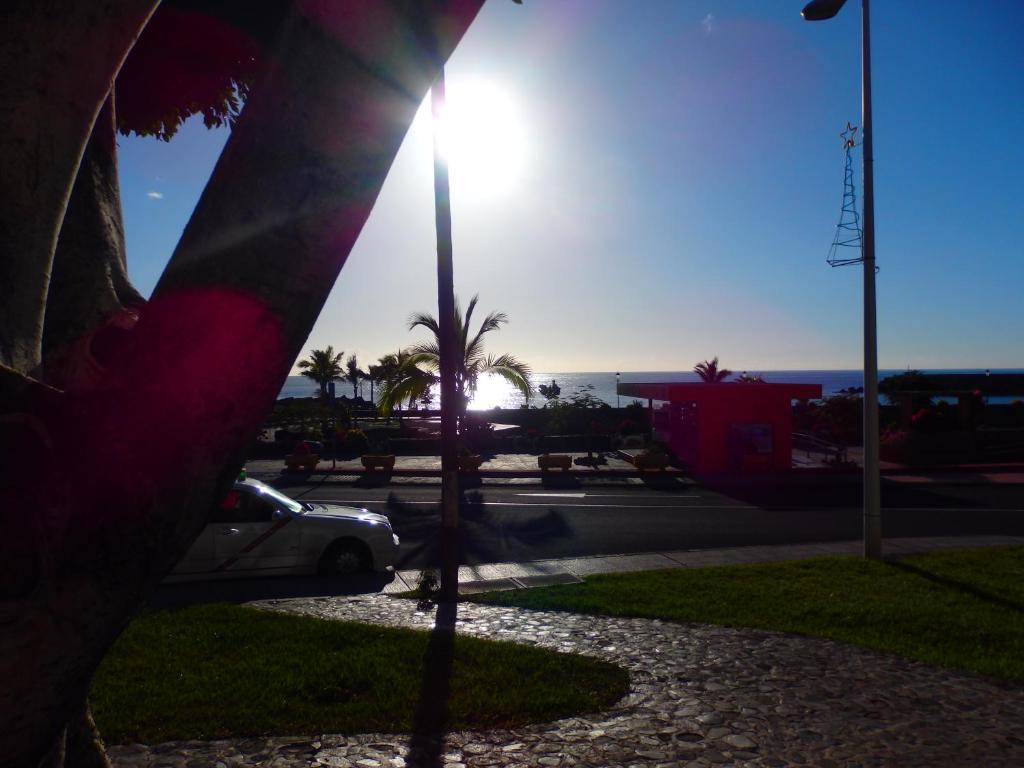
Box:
left=801, top=0, right=848, bottom=21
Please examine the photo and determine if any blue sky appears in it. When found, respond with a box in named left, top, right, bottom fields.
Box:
left=117, top=0, right=1024, bottom=373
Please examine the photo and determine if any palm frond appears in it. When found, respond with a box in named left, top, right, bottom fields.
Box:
left=405, top=344, right=440, bottom=367
left=408, top=311, right=440, bottom=337
left=482, top=353, right=533, bottom=398
left=377, top=366, right=435, bottom=416
left=465, top=310, right=508, bottom=365
left=458, top=294, right=478, bottom=354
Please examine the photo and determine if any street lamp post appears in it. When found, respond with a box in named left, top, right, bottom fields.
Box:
left=616, top=372, right=621, bottom=408
left=802, top=0, right=882, bottom=559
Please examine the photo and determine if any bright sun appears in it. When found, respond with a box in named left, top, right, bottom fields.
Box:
left=435, top=78, right=527, bottom=198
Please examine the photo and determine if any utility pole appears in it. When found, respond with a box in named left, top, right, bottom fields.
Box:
left=802, top=0, right=882, bottom=559
left=432, top=69, right=461, bottom=598
left=859, top=0, right=882, bottom=559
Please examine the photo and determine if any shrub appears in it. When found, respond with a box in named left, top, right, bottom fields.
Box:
left=881, top=427, right=908, bottom=446
left=415, top=569, right=440, bottom=610
left=341, top=428, right=370, bottom=454
left=909, top=406, right=954, bottom=433
left=461, top=415, right=495, bottom=452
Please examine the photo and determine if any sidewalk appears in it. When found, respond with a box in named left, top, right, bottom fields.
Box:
left=246, top=452, right=1024, bottom=486
left=246, top=452, right=687, bottom=487
left=383, top=534, right=1024, bottom=595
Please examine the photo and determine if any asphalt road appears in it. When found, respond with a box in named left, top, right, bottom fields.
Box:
left=272, top=477, right=1024, bottom=570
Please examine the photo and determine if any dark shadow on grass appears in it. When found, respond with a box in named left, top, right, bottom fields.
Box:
left=406, top=600, right=457, bottom=767
left=887, top=560, right=1024, bottom=615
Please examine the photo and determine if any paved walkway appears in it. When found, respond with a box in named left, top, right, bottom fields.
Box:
left=109, top=537, right=1024, bottom=768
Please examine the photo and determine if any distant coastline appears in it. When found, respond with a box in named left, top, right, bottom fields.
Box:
left=279, top=368, right=1024, bottom=409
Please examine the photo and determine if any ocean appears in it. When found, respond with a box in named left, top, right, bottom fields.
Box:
left=279, top=368, right=1024, bottom=409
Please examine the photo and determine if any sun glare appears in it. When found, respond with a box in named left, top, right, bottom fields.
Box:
left=435, top=78, right=527, bottom=199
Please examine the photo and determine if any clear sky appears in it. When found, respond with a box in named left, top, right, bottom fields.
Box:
left=117, top=0, right=1024, bottom=374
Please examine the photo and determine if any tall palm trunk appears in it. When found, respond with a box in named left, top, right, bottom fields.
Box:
left=432, top=69, right=461, bottom=601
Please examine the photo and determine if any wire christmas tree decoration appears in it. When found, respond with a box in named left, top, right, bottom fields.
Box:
left=828, top=122, right=865, bottom=267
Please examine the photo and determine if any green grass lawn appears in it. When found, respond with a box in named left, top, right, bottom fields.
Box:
left=469, top=546, right=1024, bottom=682
left=89, top=603, right=628, bottom=744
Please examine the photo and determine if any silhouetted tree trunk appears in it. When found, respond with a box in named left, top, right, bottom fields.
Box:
left=0, top=3, right=482, bottom=766
left=0, top=0, right=158, bottom=375
left=43, top=92, right=143, bottom=389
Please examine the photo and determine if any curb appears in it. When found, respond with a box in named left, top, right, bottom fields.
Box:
left=384, top=535, right=1024, bottom=595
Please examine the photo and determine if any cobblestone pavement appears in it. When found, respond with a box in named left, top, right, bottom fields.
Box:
left=109, top=594, right=1024, bottom=768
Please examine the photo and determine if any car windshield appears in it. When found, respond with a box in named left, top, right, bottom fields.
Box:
left=251, top=482, right=304, bottom=514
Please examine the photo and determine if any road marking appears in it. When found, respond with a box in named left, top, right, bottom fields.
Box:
left=517, top=493, right=587, bottom=498
left=304, top=499, right=1024, bottom=514
left=516, top=492, right=702, bottom=499
left=306, top=498, right=747, bottom=509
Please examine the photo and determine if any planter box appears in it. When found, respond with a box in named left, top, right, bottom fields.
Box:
left=538, top=453, right=572, bottom=471
left=284, top=454, right=320, bottom=471
left=361, top=454, right=396, bottom=472
left=633, top=452, right=668, bottom=471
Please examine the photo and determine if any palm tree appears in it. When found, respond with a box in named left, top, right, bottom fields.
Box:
left=734, top=371, right=766, bottom=383
left=344, top=353, right=367, bottom=399
left=396, top=294, right=532, bottom=429
left=366, top=363, right=382, bottom=405
left=376, top=348, right=437, bottom=419
left=374, top=353, right=400, bottom=403
left=296, top=346, right=344, bottom=398
left=694, top=356, right=732, bottom=383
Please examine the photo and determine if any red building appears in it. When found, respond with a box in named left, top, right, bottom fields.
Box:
left=617, top=382, right=822, bottom=474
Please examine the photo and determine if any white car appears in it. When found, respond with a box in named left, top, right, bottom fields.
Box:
left=166, top=478, right=399, bottom=581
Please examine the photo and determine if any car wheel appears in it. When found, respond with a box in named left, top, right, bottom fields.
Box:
left=321, top=539, right=371, bottom=576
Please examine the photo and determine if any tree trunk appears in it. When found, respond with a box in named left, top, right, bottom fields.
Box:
left=0, top=0, right=158, bottom=375
left=0, top=3, right=482, bottom=766
left=43, top=91, right=143, bottom=390
left=154, top=1, right=482, bottom=390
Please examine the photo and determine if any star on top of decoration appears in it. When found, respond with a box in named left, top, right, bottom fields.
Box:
left=840, top=122, right=858, bottom=149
